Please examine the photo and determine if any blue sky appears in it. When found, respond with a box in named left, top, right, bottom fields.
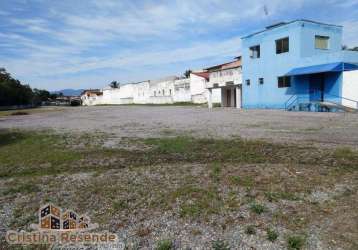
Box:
left=1, top=0, right=358, bottom=91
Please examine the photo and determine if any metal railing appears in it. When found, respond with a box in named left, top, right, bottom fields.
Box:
left=284, top=91, right=358, bottom=112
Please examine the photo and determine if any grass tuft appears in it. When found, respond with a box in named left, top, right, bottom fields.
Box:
left=245, top=225, right=256, bottom=235
left=287, top=235, right=306, bottom=250
left=265, top=191, right=299, bottom=202
left=155, top=239, right=173, bottom=250
left=250, top=202, right=266, bottom=215
left=266, top=228, right=279, bottom=242
left=212, top=239, right=230, bottom=250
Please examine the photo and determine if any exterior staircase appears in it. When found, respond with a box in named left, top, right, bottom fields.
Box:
left=284, top=94, right=358, bottom=112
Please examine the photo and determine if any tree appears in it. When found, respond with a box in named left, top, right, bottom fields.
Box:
left=109, top=81, right=119, bottom=88
left=33, top=88, right=51, bottom=104
left=184, top=69, right=192, bottom=78
left=0, top=68, right=34, bottom=106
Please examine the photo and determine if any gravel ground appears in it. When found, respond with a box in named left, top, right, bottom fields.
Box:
left=1, top=106, right=358, bottom=249
left=1, top=106, right=358, bottom=148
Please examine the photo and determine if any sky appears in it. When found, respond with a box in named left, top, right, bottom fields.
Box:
left=0, top=0, right=358, bottom=91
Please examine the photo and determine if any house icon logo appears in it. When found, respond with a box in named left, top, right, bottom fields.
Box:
left=6, top=204, right=118, bottom=245
left=32, top=203, right=98, bottom=231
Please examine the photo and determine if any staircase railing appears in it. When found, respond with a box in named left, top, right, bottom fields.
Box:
left=284, top=95, right=298, bottom=110
left=324, top=93, right=358, bottom=109
left=284, top=91, right=358, bottom=112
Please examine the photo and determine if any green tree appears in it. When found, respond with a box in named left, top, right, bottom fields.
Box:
left=0, top=68, right=34, bottom=106
left=109, top=81, right=119, bottom=88
left=184, top=69, right=192, bottom=78
left=33, top=88, right=51, bottom=104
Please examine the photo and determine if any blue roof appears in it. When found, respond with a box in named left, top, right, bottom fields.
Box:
left=285, top=62, right=358, bottom=76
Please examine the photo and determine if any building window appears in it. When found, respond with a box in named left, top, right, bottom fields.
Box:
left=276, top=37, right=289, bottom=54
left=246, top=79, right=250, bottom=86
left=154, top=91, right=156, bottom=96
left=278, top=76, right=291, bottom=88
left=162, top=89, right=165, bottom=95
left=249, top=45, right=260, bottom=58
left=315, top=35, right=329, bottom=49
left=169, top=89, right=172, bottom=95
left=259, top=78, right=264, bottom=85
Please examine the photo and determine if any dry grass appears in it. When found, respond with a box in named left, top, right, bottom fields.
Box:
left=0, top=107, right=64, bottom=117
left=0, top=130, right=357, bottom=249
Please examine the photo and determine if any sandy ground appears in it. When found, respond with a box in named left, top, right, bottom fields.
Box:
left=1, top=106, right=358, bottom=148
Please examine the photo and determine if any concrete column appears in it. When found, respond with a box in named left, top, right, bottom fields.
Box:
left=236, top=86, right=242, bottom=109
left=208, top=88, right=213, bottom=109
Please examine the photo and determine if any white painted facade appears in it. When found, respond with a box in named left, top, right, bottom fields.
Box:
left=173, top=78, right=191, bottom=103
left=190, top=73, right=207, bottom=104
left=84, top=74, right=218, bottom=106
left=206, top=61, right=243, bottom=109
left=148, top=76, right=175, bottom=104
left=190, top=73, right=221, bottom=104
left=102, top=87, right=122, bottom=104
left=342, top=71, right=358, bottom=109
left=81, top=90, right=104, bottom=106
left=133, top=81, right=150, bottom=104
left=206, top=67, right=242, bottom=89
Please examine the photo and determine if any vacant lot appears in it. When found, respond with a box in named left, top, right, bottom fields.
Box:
left=0, top=106, right=357, bottom=249
left=1, top=105, right=358, bottom=148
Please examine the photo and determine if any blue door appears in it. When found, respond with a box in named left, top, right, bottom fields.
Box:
left=309, top=74, right=325, bottom=102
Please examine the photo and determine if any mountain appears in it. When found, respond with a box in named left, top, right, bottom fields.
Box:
left=51, top=89, right=84, bottom=96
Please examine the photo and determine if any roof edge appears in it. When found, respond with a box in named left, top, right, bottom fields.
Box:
left=241, top=19, right=342, bottom=39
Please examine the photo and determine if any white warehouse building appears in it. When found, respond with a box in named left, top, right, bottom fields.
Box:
left=81, top=58, right=243, bottom=107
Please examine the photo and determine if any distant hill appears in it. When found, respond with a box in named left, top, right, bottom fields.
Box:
left=51, top=89, right=84, bottom=96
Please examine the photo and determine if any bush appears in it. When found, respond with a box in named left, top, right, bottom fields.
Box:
left=10, top=111, right=29, bottom=116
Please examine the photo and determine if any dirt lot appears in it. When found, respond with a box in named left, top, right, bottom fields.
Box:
left=1, top=106, right=358, bottom=148
left=0, top=106, right=357, bottom=249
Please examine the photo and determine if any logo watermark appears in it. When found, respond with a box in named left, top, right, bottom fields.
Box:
left=6, top=203, right=118, bottom=246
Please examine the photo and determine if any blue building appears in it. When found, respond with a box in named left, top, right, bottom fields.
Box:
left=241, top=19, right=358, bottom=111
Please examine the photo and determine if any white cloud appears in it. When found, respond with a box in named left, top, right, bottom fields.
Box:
left=2, top=0, right=357, bottom=90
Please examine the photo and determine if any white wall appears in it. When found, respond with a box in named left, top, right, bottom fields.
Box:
left=207, top=67, right=242, bottom=88
left=81, top=94, right=104, bottom=106
left=342, top=71, right=358, bottom=108
left=133, top=81, right=150, bottom=104
left=190, top=74, right=207, bottom=103
left=149, top=77, right=175, bottom=104
left=103, top=88, right=122, bottom=104
left=173, top=78, right=191, bottom=102
left=83, top=74, right=223, bottom=106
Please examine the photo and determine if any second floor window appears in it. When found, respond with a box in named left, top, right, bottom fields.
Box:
left=246, top=79, right=251, bottom=86
left=315, top=35, right=329, bottom=49
left=278, top=76, right=291, bottom=88
left=249, top=45, right=260, bottom=58
left=259, top=78, right=264, bottom=85
left=276, top=37, right=289, bottom=54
